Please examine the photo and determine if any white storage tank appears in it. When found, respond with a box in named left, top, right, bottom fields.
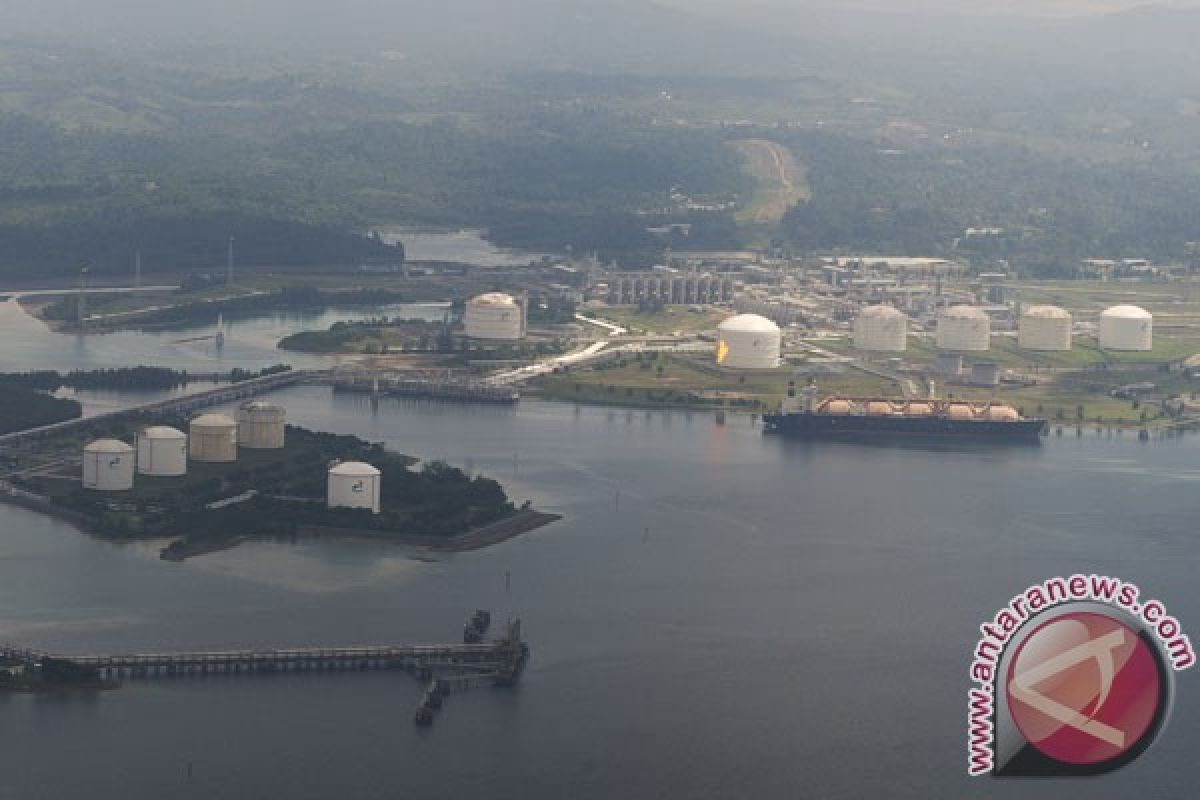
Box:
left=1019, top=305, right=1073, bottom=351
left=464, top=292, right=524, bottom=340
left=327, top=461, right=382, bottom=514
left=238, top=401, right=286, bottom=450
left=716, top=314, right=782, bottom=369
left=1098, top=305, right=1153, bottom=351
left=82, top=439, right=135, bottom=491
left=189, top=413, right=237, bottom=463
left=936, top=305, right=991, bottom=351
left=854, top=305, right=908, bottom=352
left=136, top=426, right=187, bottom=477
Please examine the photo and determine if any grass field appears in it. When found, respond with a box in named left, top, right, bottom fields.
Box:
left=731, top=139, right=810, bottom=227
left=591, top=305, right=730, bottom=335
left=533, top=353, right=897, bottom=410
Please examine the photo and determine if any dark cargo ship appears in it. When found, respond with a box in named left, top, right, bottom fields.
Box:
left=763, top=383, right=1047, bottom=443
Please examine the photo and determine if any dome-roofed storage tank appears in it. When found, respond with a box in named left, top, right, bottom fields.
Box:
left=327, top=461, right=382, bottom=514
left=464, top=292, right=524, bottom=340
left=936, top=305, right=991, bottom=351
left=715, top=314, right=781, bottom=369
left=1018, top=305, right=1073, bottom=351
left=1098, top=305, right=1153, bottom=351
left=237, top=401, right=286, bottom=450
left=82, top=439, right=135, bottom=491
left=189, top=413, right=237, bottom=463
left=853, top=305, right=908, bottom=352
left=136, top=426, right=187, bottom=477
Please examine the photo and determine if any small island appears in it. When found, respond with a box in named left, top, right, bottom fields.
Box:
left=5, top=418, right=558, bottom=560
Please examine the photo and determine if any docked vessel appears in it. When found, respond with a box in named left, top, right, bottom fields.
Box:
left=763, top=383, right=1046, bottom=443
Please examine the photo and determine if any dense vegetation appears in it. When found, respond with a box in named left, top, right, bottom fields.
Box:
left=0, top=365, right=292, bottom=392
left=44, top=285, right=410, bottom=329
left=35, top=426, right=516, bottom=552
left=0, top=386, right=82, bottom=434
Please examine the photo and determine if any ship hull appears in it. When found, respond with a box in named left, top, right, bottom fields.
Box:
left=762, top=412, right=1047, bottom=443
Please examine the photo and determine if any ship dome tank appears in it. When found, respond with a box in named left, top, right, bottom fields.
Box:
left=821, top=399, right=852, bottom=415
left=985, top=405, right=1020, bottom=422
left=946, top=403, right=976, bottom=420
left=865, top=401, right=896, bottom=416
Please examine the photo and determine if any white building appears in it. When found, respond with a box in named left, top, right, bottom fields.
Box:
left=327, top=461, right=382, bottom=514
left=82, top=439, right=135, bottom=491
left=716, top=314, right=782, bottom=369
left=854, top=305, right=908, bottom=352
left=1098, top=305, right=1153, bottom=351
left=936, top=305, right=991, bottom=351
left=464, top=293, right=524, bottom=340
left=1018, top=305, right=1073, bottom=351
left=136, top=426, right=187, bottom=476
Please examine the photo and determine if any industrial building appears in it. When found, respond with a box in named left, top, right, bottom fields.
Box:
left=716, top=314, right=781, bottom=369
left=82, top=439, right=135, bottom=491
left=854, top=305, right=908, bottom=352
left=464, top=293, right=525, bottom=340
left=327, top=461, right=382, bottom=514
left=605, top=270, right=733, bottom=305
left=238, top=402, right=286, bottom=450
left=136, top=426, right=187, bottom=477
left=189, top=413, right=238, bottom=463
left=1098, top=305, right=1153, bottom=351
left=1018, top=305, right=1073, bottom=351
left=936, top=305, right=991, bottom=351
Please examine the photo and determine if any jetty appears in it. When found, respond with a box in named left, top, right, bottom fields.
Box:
left=1, top=616, right=529, bottom=724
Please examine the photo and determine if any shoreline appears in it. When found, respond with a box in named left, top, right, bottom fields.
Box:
left=0, top=491, right=561, bottom=562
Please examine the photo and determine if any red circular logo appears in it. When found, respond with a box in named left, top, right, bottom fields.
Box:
left=1006, top=611, right=1164, bottom=766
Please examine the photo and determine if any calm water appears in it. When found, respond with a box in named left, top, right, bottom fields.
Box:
left=375, top=227, right=548, bottom=267
left=1, top=384, right=1199, bottom=799
left=0, top=298, right=448, bottom=414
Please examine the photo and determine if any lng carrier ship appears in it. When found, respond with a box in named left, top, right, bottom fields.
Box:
left=763, top=383, right=1047, bottom=442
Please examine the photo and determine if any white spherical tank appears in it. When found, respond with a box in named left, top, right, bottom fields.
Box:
left=327, top=461, right=382, bottom=514
left=82, top=439, right=135, bottom=491
left=1098, top=305, right=1153, bottom=351
left=238, top=401, right=286, bottom=449
left=464, top=292, right=524, bottom=340
left=854, top=305, right=908, bottom=352
left=189, top=413, right=238, bottom=463
left=1018, top=305, right=1073, bottom=351
left=716, top=314, right=781, bottom=369
left=936, top=305, right=991, bottom=351
left=136, top=426, right=187, bottom=476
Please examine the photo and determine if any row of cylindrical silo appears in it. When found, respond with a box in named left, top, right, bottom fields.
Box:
left=82, top=402, right=287, bottom=490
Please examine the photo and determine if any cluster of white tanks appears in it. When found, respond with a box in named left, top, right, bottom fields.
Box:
left=464, top=292, right=525, bottom=340
left=1098, top=304, right=1153, bottom=351
left=854, top=305, right=908, bottom=352
left=82, top=402, right=288, bottom=491
left=715, top=314, right=782, bottom=369
left=936, top=305, right=992, bottom=351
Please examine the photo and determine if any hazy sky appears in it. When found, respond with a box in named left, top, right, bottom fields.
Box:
left=668, top=0, right=1200, bottom=16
